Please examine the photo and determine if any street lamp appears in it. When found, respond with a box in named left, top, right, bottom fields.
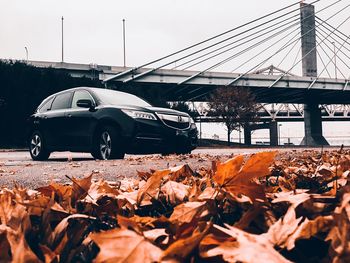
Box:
left=24, top=47, right=28, bottom=62
left=122, top=19, right=126, bottom=67
left=61, top=16, right=64, bottom=62
left=278, top=124, right=282, bottom=145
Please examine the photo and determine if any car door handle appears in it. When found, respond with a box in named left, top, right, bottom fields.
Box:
left=67, top=114, right=72, bottom=118
left=43, top=116, right=48, bottom=119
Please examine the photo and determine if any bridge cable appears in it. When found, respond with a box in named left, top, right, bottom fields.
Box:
left=316, top=48, right=333, bottom=78
left=179, top=17, right=302, bottom=71
left=175, top=0, right=345, bottom=86
left=175, top=3, right=338, bottom=72
left=103, top=1, right=308, bottom=83
left=315, top=29, right=349, bottom=78
left=267, top=3, right=350, bottom=89
left=182, top=24, right=303, bottom=84
left=306, top=18, right=350, bottom=88
left=316, top=26, right=350, bottom=84
left=228, top=0, right=347, bottom=85
left=315, top=20, right=350, bottom=53
left=316, top=27, right=350, bottom=67
left=121, top=1, right=334, bottom=84
left=290, top=45, right=302, bottom=72
left=229, top=26, right=301, bottom=74
left=121, top=6, right=306, bottom=84
left=276, top=37, right=300, bottom=69
left=172, top=11, right=302, bottom=70
left=177, top=24, right=299, bottom=85
left=315, top=16, right=350, bottom=47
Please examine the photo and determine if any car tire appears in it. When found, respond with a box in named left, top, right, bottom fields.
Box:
left=92, top=126, right=125, bottom=160
left=29, top=131, right=50, bottom=161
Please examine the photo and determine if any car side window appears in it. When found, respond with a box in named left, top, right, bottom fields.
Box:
left=71, top=90, right=94, bottom=108
left=51, top=92, right=73, bottom=110
left=38, top=97, right=54, bottom=112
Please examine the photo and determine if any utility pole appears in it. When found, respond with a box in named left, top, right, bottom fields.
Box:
left=122, top=19, right=126, bottom=67
left=61, top=16, right=64, bottom=62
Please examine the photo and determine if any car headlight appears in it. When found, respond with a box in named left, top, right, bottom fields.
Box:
left=122, top=109, right=157, bottom=120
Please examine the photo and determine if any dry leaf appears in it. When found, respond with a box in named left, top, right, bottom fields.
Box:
left=168, top=164, right=195, bottom=181
left=162, top=222, right=211, bottom=260
left=90, top=228, right=162, bottom=263
left=214, top=152, right=277, bottom=202
left=169, top=201, right=207, bottom=225
left=263, top=206, right=303, bottom=247
left=137, top=169, right=170, bottom=206
left=200, top=224, right=291, bottom=263
left=161, top=181, right=190, bottom=205
left=285, top=215, right=333, bottom=250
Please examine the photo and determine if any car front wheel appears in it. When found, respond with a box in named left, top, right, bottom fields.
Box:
left=91, top=126, right=125, bottom=160
left=29, top=131, right=50, bottom=161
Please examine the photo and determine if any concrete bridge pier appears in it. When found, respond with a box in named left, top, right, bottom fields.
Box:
left=243, top=121, right=278, bottom=146
left=244, top=126, right=252, bottom=145
left=269, top=121, right=278, bottom=146
left=301, top=103, right=329, bottom=145
left=300, top=3, right=329, bottom=146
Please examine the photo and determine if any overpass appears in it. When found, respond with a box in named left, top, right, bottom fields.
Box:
left=27, top=60, right=350, bottom=104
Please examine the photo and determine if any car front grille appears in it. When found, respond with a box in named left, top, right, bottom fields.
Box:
left=156, top=113, right=190, bottom=130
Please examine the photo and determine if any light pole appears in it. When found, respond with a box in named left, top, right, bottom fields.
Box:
left=122, top=19, right=126, bottom=67
left=24, top=47, right=28, bottom=62
left=278, top=124, right=282, bottom=145
left=61, top=16, right=64, bottom=62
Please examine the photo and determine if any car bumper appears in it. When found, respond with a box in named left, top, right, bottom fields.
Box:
left=123, top=119, right=198, bottom=154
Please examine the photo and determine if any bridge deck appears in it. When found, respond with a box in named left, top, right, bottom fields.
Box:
left=28, top=61, right=350, bottom=104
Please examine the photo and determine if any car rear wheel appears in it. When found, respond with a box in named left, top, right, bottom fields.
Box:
left=29, top=131, right=50, bottom=161
left=91, top=126, right=125, bottom=160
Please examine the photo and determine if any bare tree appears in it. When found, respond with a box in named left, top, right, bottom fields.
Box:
left=208, top=87, right=259, bottom=145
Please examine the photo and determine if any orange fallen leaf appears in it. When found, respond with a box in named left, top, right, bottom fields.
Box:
left=214, top=151, right=277, bottom=202
left=137, top=169, right=170, bottom=206
left=143, top=228, right=169, bottom=245
left=71, top=174, right=93, bottom=204
left=213, top=155, right=244, bottom=186
left=169, top=201, right=208, bottom=226
left=168, top=164, right=195, bottom=182
left=200, top=224, right=291, bottom=263
left=90, top=228, right=163, bottom=263
left=263, top=206, right=303, bottom=247
left=162, top=222, right=211, bottom=260
left=285, top=215, right=333, bottom=250
left=161, top=180, right=190, bottom=205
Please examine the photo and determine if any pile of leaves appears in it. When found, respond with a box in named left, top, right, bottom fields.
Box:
left=1, top=149, right=350, bottom=262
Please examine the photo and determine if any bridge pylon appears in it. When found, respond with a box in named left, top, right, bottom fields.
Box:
left=300, top=3, right=329, bottom=146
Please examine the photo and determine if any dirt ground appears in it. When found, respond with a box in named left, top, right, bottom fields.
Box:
left=0, top=147, right=343, bottom=188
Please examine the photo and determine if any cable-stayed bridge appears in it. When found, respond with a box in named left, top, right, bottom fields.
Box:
left=29, top=1, right=350, bottom=146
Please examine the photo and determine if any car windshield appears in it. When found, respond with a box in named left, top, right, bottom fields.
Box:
left=94, top=89, right=151, bottom=107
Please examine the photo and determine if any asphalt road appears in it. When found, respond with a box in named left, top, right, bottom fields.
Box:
left=0, top=147, right=337, bottom=188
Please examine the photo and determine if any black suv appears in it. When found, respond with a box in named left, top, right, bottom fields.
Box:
left=28, top=87, right=198, bottom=160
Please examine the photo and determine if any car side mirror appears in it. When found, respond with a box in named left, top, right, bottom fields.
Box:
left=76, top=99, right=94, bottom=109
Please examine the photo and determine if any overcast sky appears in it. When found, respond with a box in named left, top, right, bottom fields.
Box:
left=1, top=0, right=349, bottom=72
